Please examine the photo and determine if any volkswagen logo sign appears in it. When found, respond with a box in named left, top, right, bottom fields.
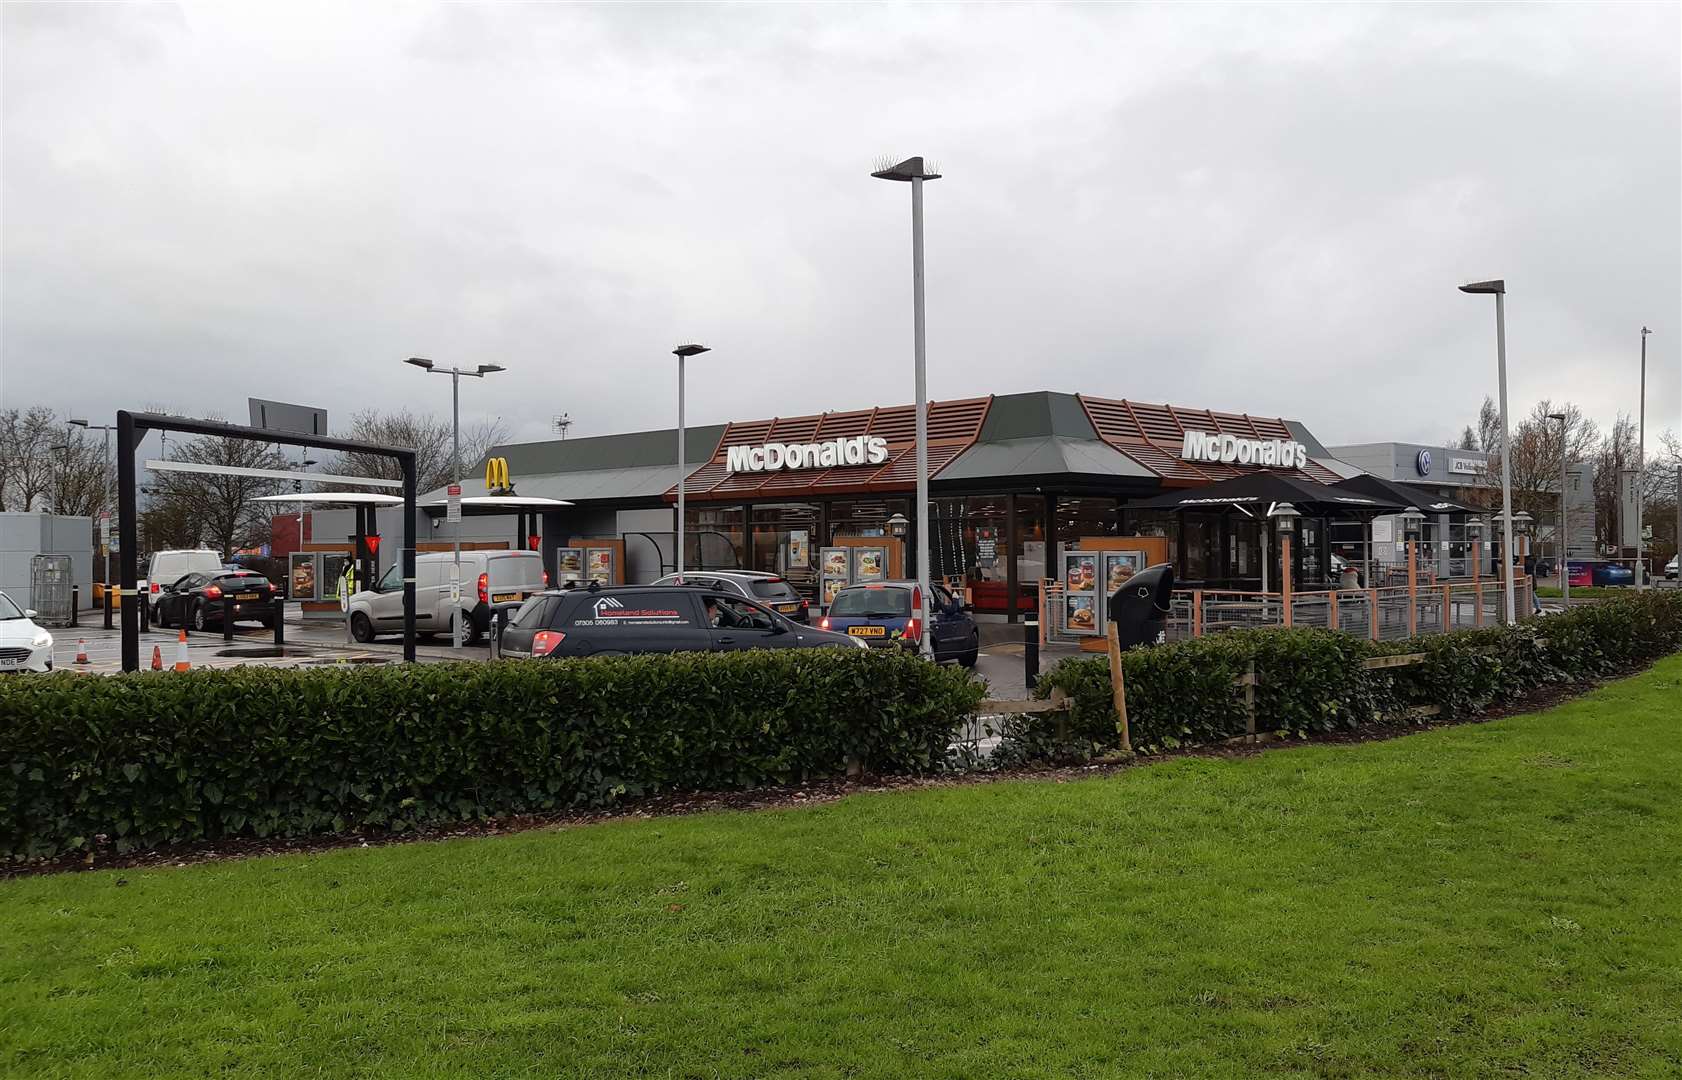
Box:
left=1416, top=449, right=1433, bottom=476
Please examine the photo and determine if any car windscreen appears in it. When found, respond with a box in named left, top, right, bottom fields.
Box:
left=748, top=579, right=799, bottom=601
left=828, top=587, right=911, bottom=618
left=0, top=593, right=24, bottom=620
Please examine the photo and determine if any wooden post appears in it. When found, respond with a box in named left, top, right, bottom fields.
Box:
left=1442, top=583, right=1453, bottom=632
left=1245, top=659, right=1257, bottom=743
left=1106, top=619, right=1131, bottom=753
left=1472, top=541, right=1483, bottom=628
left=1281, top=534, right=1293, bottom=628
left=1038, top=579, right=1048, bottom=650
left=1192, top=590, right=1204, bottom=638
left=1368, top=587, right=1379, bottom=641
left=1328, top=589, right=1339, bottom=632
left=1406, top=540, right=1418, bottom=637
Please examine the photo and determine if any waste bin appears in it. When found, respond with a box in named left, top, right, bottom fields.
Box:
left=1108, top=563, right=1175, bottom=649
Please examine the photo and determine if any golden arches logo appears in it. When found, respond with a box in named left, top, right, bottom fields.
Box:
left=485, top=457, right=511, bottom=491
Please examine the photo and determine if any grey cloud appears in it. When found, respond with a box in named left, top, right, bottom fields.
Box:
left=2, top=3, right=1676, bottom=455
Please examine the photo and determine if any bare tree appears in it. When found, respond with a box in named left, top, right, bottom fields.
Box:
left=52, top=434, right=114, bottom=518
left=0, top=406, right=64, bottom=511
left=326, top=409, right=507, bottom=493
left=1477, top=396, right=1502, bottom=454
left=1456, top=425, right=1478, bottom=451
left=145, top=433, right=287, bottom=559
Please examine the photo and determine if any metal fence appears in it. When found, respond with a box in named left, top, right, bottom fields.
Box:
left=1166, top=577, right=1531, bottom=643
left=29, top=555, right=75, bottom=627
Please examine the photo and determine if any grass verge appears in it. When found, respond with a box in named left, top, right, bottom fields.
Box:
left=4, top=656, right=1681, bottom=1078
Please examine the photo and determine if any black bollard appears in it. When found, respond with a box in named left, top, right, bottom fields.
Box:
left=1023, top=618, right=1040, bottom=688
left=104, top=584, right=114, bottom=630
left=273, top=596, right=285, bottom=647
left=70, top=587, right=79, bottom=629
left=223, top=593, right=235, bottom=642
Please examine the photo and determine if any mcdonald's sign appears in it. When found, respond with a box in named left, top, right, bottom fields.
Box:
left=485, top=457, right=512, bottom=493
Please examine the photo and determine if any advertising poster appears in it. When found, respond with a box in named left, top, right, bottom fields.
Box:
left=1065, top=593, right=1097, bottom=635
left=788, top=529, right=809, bottom=567
left=1101, top=551, right=1147, bottom=624
left=289, top=552, right=318, bottom=601
left=975, top=527, right=998, bottom=563
left=853, top=547, right=887, bottom=582
left=822, top=577, right=846, bottom=606
left=1063, top=552, right=1097, bottom=594
left=587, top=548, right=614, bottom=585
left=320, top=554, right=349, bottom=603
left=555, top=547, right=584, bottom=580
left=822, top=548, right=850, bottom=578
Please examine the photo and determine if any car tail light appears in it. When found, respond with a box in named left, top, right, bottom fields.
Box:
left=477, top=572, right=488, bottom=606
left=800, top=598, right=809, bottom=610
left=542, top=570, right=550, bottom=586
left=150, top=582, right=159, bottom=594
left=819, top=616, right=830, bottom=630
left=532, top=630, right=565, bottom=657
left=904, top=617, right=921, bottom=645
left=204, top=584, right=223, bottom=599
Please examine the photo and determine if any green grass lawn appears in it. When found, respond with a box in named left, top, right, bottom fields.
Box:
left=5, top=659, right=1681, bottom=1079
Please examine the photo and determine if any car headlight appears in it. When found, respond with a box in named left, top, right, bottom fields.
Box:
left=852, top=637, right=870, bottom=650
left=32, top=632, right=52, bottom=649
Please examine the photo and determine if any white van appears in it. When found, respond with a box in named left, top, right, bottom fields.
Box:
left=346, top=550, right=546, bottom=644
left=143, top=548, right=227, bottom=618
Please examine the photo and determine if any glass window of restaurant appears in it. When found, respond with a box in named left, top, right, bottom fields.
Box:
left=682, top=505, right=745, bottom=573
left=750, top=503, right=821, bottom=588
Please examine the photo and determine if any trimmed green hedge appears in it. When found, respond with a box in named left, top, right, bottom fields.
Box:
left=1025, top=591, right=1682, bottom=760
left=1, top=650, right=984, bottom=859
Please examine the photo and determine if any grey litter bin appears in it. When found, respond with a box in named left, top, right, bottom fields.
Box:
left=1108, top=563, right=1175, bottom=649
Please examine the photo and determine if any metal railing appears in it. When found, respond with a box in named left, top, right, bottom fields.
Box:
left=1168, top=576, right=1532, bottom=643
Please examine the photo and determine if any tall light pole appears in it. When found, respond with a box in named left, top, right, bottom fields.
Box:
left=672, top=344, right=710, bottom=577
left=1548, top=412, right=1568, bottom=605
left=1636, top=326, right=1650, bottom=590
left=1460, top=279, right=1517, bottom=624
left=70, top=419, right=118, bottom=587
left=407, top=357, right=506, bottom=648
left=873, top=155, right=941, bottom=658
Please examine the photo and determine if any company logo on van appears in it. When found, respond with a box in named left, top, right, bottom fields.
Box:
left=592, top=596, right=625, bottom=615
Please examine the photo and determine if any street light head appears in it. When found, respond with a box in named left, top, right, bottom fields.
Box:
left=1641, top=326, right=1651, bottom=336
left=871, top=155, right=942, bottom=182
left=68, top=418, right=90, bottom=428
left=672, top=344, right=710, bottom=359
left=405, top=357, right=435, bottom=371
left=1458, top=279, right=1505, bottom=295
left=1547, top=412, right=1567, bottom=422
left=476, top=364, right=506, bottom=375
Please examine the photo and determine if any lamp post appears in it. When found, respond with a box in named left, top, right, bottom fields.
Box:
left=1270, top=502, right=1300, bottom=622
left=406, top=357, right=506, bottom=648
left=1460, top=278, right=1517, bottom=624
left=1548, top=412, right=1568, bottom=603
left=671, top=344, right=711, bottom=578
left=70, top=419, right=119, bottom=587
left=872, top=155, right=941, bottom=658
left=1636, top=326, right=1651, bottom=590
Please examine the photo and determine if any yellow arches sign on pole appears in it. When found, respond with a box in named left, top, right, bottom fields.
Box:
left=485, top=457, right=512, bottom=494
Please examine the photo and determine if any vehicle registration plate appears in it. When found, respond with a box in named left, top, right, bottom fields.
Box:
left=236, top=592, right=259, bottom=601
left=848, top=625, right=886, bottom=637
left=776, top=603, right=800, bottom=613
left=492, top=592, right=520, bottom=603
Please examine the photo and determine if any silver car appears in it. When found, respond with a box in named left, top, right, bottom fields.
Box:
left=650, top=570, right=811, bottom=623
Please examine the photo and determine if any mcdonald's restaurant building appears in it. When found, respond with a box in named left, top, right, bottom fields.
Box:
left=314, top=391, right=1357, bottom=620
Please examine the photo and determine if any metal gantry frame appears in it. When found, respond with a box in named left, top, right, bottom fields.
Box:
left=115, top=411, right=420, bottom=671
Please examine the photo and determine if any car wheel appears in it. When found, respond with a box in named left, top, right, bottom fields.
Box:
left=350, top=612, right=374, bottom=643
left=959, top=633, right=980, bottom=669
left=155, top=602, right=170, bottom=629
left=191, top=601, right=208, bottom=632
left=456, top=611, right=482, bottom=646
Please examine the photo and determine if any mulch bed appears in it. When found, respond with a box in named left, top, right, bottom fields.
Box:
left=2, top=663, right=1643, bottom=880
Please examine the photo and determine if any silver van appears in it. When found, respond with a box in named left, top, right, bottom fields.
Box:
left=347, top=550, right=546, bottom=644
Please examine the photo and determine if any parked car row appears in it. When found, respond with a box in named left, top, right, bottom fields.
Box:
left=0, top=591, right=54, bottom=674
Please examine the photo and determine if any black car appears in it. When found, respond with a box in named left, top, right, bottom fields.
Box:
left=155, top=570, right=278, bottom=631
left=497, top=585, right=867, bottom=659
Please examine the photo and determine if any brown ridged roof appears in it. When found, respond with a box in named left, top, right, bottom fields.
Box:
left=666, top=397, right=991, bottom=501
left=1078, top=395, right=1339, bottom=487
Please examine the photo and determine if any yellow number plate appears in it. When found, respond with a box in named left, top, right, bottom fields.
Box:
left=776, top=603, right=800, bottom=613
left=236, top=593, right=259, bottom=601
left=848, top=625, right=886, bottom=637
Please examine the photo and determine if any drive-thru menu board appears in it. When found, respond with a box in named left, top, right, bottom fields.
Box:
left=289, top=552, right=319, bottom=601
left=555, top=547, right=584, bottom=583
left=820, top=547, right=849, bottom=606
left=587, top=548, right=614, bottom=585
left=1059, top=549, right=1148, bottom=635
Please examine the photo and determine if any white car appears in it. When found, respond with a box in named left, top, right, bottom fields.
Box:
left=1667, top=555, right=1678, bottom=580
left=0, top=591, right=54, bottom=673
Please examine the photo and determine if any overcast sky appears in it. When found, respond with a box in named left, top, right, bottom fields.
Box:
left=4, top=2, right=1678, bottom=458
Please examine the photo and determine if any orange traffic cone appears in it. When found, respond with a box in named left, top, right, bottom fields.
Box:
left=74, top=639, right=89, bottom=665
left=174, top=629, right=190, bottom=673
left=151, top=645, right=163, bottom=671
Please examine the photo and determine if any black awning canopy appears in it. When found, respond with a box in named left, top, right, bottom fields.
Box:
left=1331, top=474, right=1482, bottom=515
left=1129, top=471, right=1407, bottom=517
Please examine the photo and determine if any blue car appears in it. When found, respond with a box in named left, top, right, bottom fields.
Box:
left=820, top=581, right=980, bottom=667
